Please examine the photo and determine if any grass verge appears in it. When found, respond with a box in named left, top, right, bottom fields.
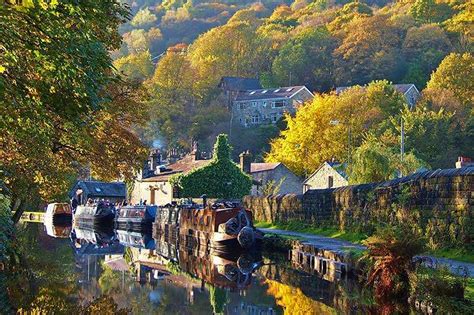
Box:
left=255, top=220, right=368, bottom=244
left=427, top=248, right=474, bottom=264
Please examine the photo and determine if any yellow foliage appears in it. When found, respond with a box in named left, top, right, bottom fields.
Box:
left=265, top=280, right=336, bottom=315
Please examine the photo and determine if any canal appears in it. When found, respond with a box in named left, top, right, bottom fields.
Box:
left=5, top=222, right=399, bottom=314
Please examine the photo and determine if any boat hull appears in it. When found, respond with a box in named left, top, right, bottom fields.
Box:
left=74, top=212, right=115, bottom=226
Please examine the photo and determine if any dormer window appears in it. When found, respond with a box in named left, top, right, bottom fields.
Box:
left=249, top=91, right=256, bottom=95
left=262, top=90, right=268, bottom=94
left=274, top=89, right=280, bottom=92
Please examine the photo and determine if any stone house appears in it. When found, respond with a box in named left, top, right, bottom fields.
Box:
left=131, top=151, right=211, bottom=206
left=336, top=83, right=421, bottom=108
left=303, top=161, right=348, bottom=192
left=231, top=86, right=314, bottom=126
left=239, top=151, right=302, bottom=195
left=69, top=180, right=126, bottom=205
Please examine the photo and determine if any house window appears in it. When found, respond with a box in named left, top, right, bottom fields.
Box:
left=251, top=115, right=259, bottom=124
left=272, top=101, right=285, bottom=108
left=271, top=113, right=278, bottom=123
left=262, top=101, right=267, bottom=107
left=239, top=103, right=246, bottom=110
left=328, top=176, right=334, bottom=188
left=252, top=101, right=257, bottom=107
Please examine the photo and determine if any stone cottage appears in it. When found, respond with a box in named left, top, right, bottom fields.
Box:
left=303, top=161, right=348, bottom=192
left=336, top=83, right=421, bottom=108
left=232, top=86, right=314, bottom=126
left=239, top=151, right=302, bottom=195
left=130, top=151, right=211, bottom=206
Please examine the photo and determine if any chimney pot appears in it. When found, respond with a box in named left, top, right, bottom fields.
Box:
left=239, top=151, right=252, bottom=174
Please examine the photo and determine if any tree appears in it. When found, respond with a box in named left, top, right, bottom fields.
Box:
left=171, top=134, right=252, bottom=199
left=402, top=24, right=452, bottom=88
left=426, top=53, right=473, bottom=107
left=410, top=0, right=454, bottom=24
left=348, top=134, right=425, bottom=184
left=113, top=51, right=154, bottom=82
left=266, top=81, right=406, bottom=176
left=0, top=1, right=147, bottom=220
left=333, top=14, right=405, bottom=86
left=271, top=26, right=337, bottom=92
left=444, top=2, right=473, bottom=51
left=130, top=8, right=157, bottom=29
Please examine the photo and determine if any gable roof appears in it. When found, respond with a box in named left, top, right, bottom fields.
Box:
left=336, top=84, right=418, bottom=96
left=218, top=76, right=262, bottom=92
left=142, top=153, right=212, bottom=182
left=234, top=86, right=312, bottom=102
left=250, top=162, right=281, bottom=173
left=71, top=181, right=126, bottom=198
left=303, top=162, right=348, bottom=184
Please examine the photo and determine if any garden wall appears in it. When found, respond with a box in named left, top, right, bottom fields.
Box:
left=243, top=168, right=474, bottom=248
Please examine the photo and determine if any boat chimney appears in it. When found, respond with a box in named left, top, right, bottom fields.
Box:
left=201, top=194, right=207, bottom=208
left=239, top=150, right=252, bottom=174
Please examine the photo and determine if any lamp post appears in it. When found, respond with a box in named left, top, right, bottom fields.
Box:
left=400, top=116, right=405, bottom=177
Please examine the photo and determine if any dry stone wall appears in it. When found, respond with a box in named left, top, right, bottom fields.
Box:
left=244, top=168, right=474, bottom=248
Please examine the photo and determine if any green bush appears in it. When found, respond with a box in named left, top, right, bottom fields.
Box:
left=171, top=134, right=252, bottom=199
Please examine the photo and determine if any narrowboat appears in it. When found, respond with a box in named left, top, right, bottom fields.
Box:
left=115, top=205, right=157, bottom=230
left=155, top=201, right=263, bottom=251
left=116, top=229, right=155, bottom=249
left=43, top=203, right=72, bottom=225
left=71, top=224, right=124, bottom=256
left=74, top=202, right=116, bottom=225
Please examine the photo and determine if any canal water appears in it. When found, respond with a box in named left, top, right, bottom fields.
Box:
left=6, top=222, right=380, bottom=314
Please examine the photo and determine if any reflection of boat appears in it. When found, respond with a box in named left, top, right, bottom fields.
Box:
left=44, top=220, right=72, bottom=238
left=116, top=229, right=155, bottom=249
left=154, top=201, right=263, bottom=250
left=71, top=224, right=124, bottom=256
left=153, top=232, right=262, bottom=290
left=116, top=205, right=157, bottom=229
left=44, top=203, right=72, bottom=225
left=74, top=202, right=115, bottom=225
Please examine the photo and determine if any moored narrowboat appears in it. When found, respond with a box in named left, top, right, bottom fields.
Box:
left=116, top=229, right=155, bottom=249
left=43, top=203, right=72, bottom=225
left=155, top=201, right=263, bottom=251
left=74, top=202, right=115, bottom=225
left=115, top=205, right=157, bottom=230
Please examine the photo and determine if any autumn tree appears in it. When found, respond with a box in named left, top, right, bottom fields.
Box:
left=266, top=81, right=407, bottom=176
left=0, top=1, right=148, bottom=220
left=271, top=26, right=337, bottom=91
left=402, top=24, right=452, bottom=88
left=113, top=51, right=154, bottom=82
left=333, top=14, right=404, bottom=86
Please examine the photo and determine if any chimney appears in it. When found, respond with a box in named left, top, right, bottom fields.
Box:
left=456, top=156, right=473, bottom=169
left=149, top=149, right=161, bottom=174
left=239, top=150, right=252, bottom=174
left=192, top=140, right=201, bottom=161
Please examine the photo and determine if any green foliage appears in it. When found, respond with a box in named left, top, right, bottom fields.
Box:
left=172, top=134, right=252, bottom=199
left=349, top=133, right=425, bottom=184
left=113, top=50, right=154, bottom=82
left=208, top=285, right=228, bottom=314
left=271, top=26, right=336, bottom=91
left=410, top=267, right=474, bottom=313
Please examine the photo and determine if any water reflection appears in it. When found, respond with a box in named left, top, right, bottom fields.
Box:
left=8, top=221, right=377, bottom=314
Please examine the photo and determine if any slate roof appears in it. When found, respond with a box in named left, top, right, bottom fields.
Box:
left=219, top=76, right=262, bottom=92
left=70, top=180, right=126, bottom=198
left=234, top=86, right=311, bottom=101
left=142, top=153, right=212, bottom=182
left=335, top=84, right=417, bottom=95
left=250, top=163, right=281, bottom=173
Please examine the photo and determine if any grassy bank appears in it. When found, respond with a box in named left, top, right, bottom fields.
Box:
left=255, top=221, right=368, bottom=244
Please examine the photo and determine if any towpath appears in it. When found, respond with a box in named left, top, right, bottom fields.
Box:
left=259, top=228, right=474, bottom=277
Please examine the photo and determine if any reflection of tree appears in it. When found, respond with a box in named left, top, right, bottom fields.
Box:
left=209, top=285, right=228, bottom=315
left=265, top=280, right=336, bottom=315
left=98, top=264, right=123, bottom=295
left=82, top=295, right=129, bottom=314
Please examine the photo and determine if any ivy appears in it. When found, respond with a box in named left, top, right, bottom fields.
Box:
left=171, top=134, right=252, bottom=199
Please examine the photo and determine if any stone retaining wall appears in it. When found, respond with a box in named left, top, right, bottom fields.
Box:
left=244, top=168, right=474, bottom=248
